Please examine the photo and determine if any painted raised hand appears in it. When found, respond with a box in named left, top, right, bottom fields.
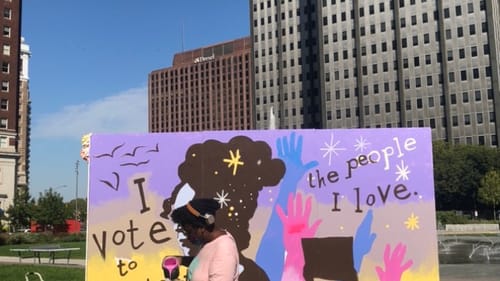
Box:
left=353, top=209, right=377, bottom=272
left=375, top=243, right=413, bottom=281
left=276, top=132, right=319, bottom=189
left=256, top=132, right=318, bottom=281
left=276, top=192, right=322, bottom=281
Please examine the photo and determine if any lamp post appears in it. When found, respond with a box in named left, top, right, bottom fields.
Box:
left=52, top=184, right=67, bottom=190
left=75, top=160, right=79, bottom=221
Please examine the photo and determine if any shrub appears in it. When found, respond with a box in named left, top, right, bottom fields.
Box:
left=436, top=211, right=468, bottom=225
left=58, top=233, right=86, bottom=242
left=0, top=233, right=8, bottom=246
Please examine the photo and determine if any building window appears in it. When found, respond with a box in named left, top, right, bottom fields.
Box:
left=0, top=99, right=6, bottom=110
left=430, top=119, right=436, bottom=128
left=1, top=62, right=8, bottom=74
left=473, top=68, right=479, bottom=79
left=451, top=94, right=457, bottom=104
left=477, top=113, right=483, bottom=124
left=423, top=33, right=430, bottom=44
left=445, top=29, right=452, bottom=39
left=2, top=44, right=9, bottom=56
left=0, top=136, right=7, bottom=148
left=462, top=92, right=469, bottom=103
left=448, top=72, right=455, bottom=82
left=0, top=118, right=7, bottom=129
left=3, top=8, right=11, bottom=20
left=460, top=70, right=467, bottom=81
left=428, top=97, right=434, bottom=107
left=471, top=46, right=478, bottom=56
left=482, top=22, right=488, bottom=33
left=444, top=8, right=450, bottom=18
left=464, top=114, right=470, bottom=125
left=1, top=81, right=8, bottom=92
left=478, top=136, right=485, bottom=145
left=469, top=24, right=476, bottom=35
left=417, top=98, right=423, bottom=108
left=459, top=48, right=465, bottom=59
left=2, top=26, right=10, bottom=38
left=468, top=3, right=474, bottom=13
left=475, top=90, right=481, bottom=101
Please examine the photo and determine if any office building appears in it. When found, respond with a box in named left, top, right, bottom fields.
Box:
left=251, top=0, right=500, bottom=146
left=0, top=0, right=22, bottom=211
left=149, top=37, right=253, bottom=132
left=18, top=37, right=30, bottom=193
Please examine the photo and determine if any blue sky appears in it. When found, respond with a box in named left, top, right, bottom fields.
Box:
left=23, top=0, right=250, bottom=201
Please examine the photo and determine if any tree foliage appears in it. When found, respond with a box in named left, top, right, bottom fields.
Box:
left=478, top=170, right=500, bottom=220
left=6, top=186, right=35, bottom=231
left=65, top=198, right=87, bottom=222
left=33, top=188, right=66, bottom=228
left=433, top=141, right=500, bottom=214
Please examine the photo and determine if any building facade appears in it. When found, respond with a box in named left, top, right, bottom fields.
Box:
left=0, top=0, right=21, bottom=211
left=149, top=37, right=253, bottom=132
left=251, top=0, right=500, bottom=146
left=18, top=37, right=30, bottom=193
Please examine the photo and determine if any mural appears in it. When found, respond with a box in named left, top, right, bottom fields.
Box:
left=85, top=129, right=439, bottom=281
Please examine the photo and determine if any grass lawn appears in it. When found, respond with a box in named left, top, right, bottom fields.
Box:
left=0, top=241, right=86, bottom=259
left=0, top=264, right=84, bottom=281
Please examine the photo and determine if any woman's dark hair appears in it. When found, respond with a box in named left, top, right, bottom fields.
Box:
left=171, top=198, right=219, bottom=230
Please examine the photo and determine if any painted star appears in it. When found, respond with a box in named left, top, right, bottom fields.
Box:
left=395, top=160, right=411, bottom=181
left=404, top=212, right=420, bottom=231
left=223, top=149, right=244, bottom=175
left=214, top=190, right=231, bottom=208
left=320, top=133, right=346, bottom=166
left=354, top=136, right=371, bottom=152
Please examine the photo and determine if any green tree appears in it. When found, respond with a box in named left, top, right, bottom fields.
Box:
left=478, top=170, right=500, bottom=221
left=33, top=188, right=66, bottom=230
left=433, top=141, right=500, bottom=212
left=64, top=198, right=87, bottom=222
left=6, top=186, right=35, bottom=231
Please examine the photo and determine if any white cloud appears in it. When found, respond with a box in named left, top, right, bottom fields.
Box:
left=32, top=87, right=148, bottom=139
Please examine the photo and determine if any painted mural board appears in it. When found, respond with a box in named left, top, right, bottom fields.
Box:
left=86, top=128, right=439, bottom=281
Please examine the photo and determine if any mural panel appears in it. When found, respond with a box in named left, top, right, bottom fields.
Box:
left=86, top=128, right=439, bottom=281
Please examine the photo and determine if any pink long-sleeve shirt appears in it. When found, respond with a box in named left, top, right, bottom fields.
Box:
left=187, top=232, right=239, bottom=281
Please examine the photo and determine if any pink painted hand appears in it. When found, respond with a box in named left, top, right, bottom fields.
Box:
left=276, top=192, right=322, bottom=280
left=375, top=243, right=413, bottom=281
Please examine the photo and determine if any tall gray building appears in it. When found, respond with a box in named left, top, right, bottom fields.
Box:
left=251, top=0, right=500, bottom=146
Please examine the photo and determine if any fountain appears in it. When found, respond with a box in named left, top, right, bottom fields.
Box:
left=438, top=235, right=500, bottom=264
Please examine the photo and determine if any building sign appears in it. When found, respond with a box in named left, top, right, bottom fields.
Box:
left=86, top=128, right=439, bottom=281
left=193, top=54, right=215, bottom=63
